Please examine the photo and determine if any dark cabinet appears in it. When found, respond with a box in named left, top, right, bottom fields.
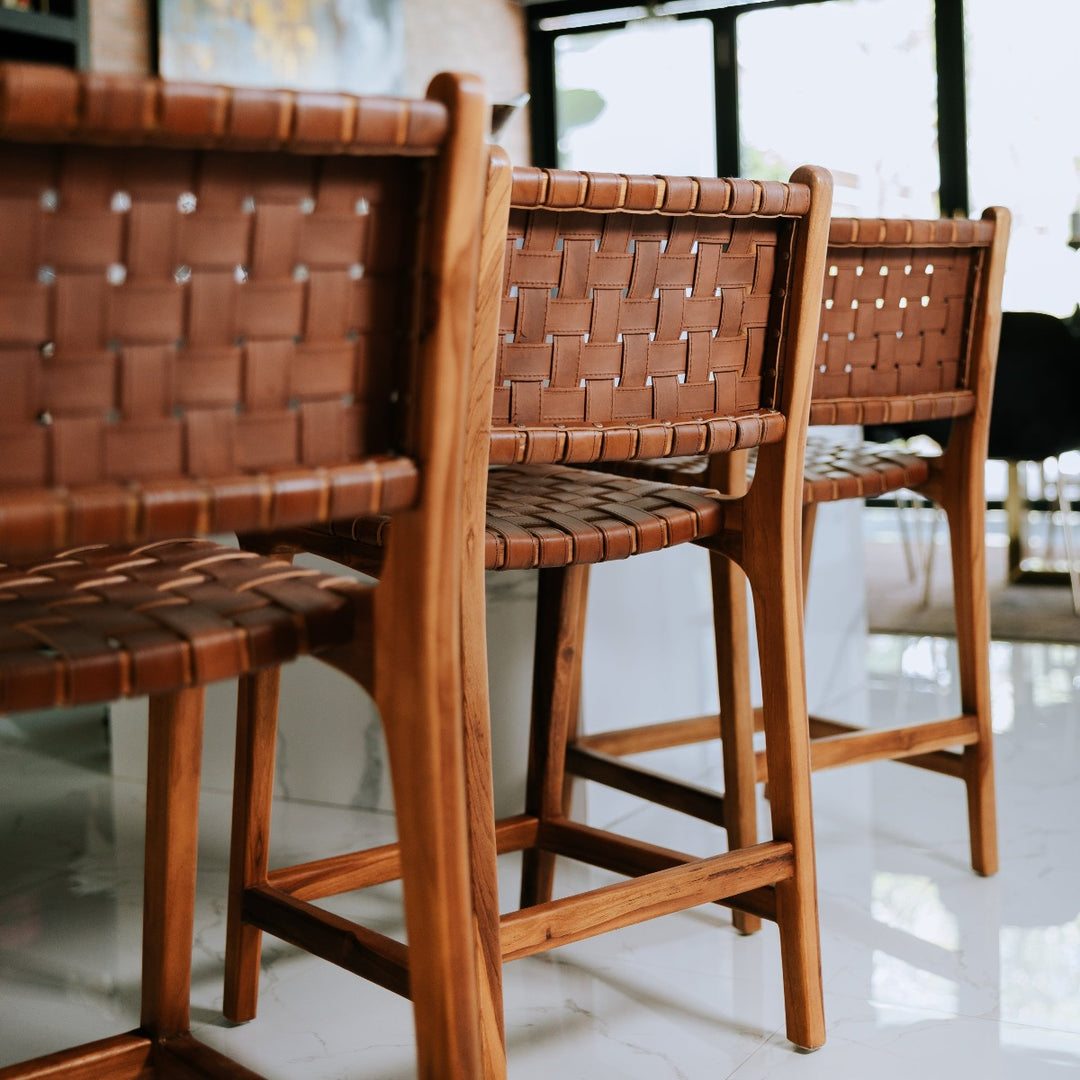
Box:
left=0, top=1, right=88, bottom=68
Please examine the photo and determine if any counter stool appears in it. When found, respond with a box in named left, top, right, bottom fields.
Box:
left=224, top=158, right=836, bottom=1054
left=579, top=210, right=1010, bottom=880
left=0, top=62, right=490, bottom=1080
left=866, top=310, right=1080, bottom=612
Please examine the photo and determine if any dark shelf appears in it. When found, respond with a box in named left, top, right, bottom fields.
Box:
left=0, top=9, right=77, bottom=40
left=0, top=2, right=87, bottom=68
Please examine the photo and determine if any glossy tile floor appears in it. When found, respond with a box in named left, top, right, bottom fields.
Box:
left=2, top=630, right=1080, bottom=1077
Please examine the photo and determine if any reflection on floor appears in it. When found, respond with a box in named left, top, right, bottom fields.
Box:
left=2, top=634, right=1079, bottom=1079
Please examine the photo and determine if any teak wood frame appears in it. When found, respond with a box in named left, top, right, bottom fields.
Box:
left=0, top=63, right=491, bottom=1080
left=224, top=156, right=836, bottom=1063
left=568, top=209, right=1011, bottom=890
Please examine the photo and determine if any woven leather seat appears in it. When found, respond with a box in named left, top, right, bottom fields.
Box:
left=627, top=433, right=933, bottom=504
left=321, top=463, right=733, bottom=570
left=225, top=156, right=836, bottom=1056
left=0, top=540, right=361, bottom=711
left=570, top=211, right=1011, bottom=893
left=0, top=63, right=490, bottom=1080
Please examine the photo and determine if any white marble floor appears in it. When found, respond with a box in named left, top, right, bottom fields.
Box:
left=2, top=630, right=1080, bottom=1078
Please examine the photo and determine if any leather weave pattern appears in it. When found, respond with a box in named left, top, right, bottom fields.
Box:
left=484, top=464, right=730, bottom=571
left=0, top=537, right=361, bottom=712
left=0, top=64, right=442, bottom=556
left=810, top=216, right=991, bottom=425
left=490, top=169, right=812, bottom=465
left=304, top=464, right=735, bottom=573
left=603, top=433, right=932, bottom=506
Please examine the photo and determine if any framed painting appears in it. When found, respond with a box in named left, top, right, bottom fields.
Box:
left=157, top=0, right=405, bottom=96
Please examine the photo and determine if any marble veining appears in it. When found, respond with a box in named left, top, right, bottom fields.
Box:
left=3, top=632, right=1080, bottom=1077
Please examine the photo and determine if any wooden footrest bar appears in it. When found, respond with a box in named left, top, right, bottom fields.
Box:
left=265, top=815, right=542, bottom=904
left=802, top=715, right=978, bottom=772
left=267, top=841, right=404, bottom=900
left=0, top=1034, right=152, bottom=1080
left=0, top=1032, right=270, bottom=1080
left=242, top=884, right=410, bottom=998
left=565, top=745, right=727, bottom=825
left=574, top=714, right=724, bottom=756
left=153, top=1035, right=273, bottom=1080
left=500, top=825, right=793, bottom=962
left=538, top=819, right=780, bottom=922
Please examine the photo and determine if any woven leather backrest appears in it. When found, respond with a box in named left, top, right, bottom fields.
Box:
left=0, top=63, right=485, bottom=558
left=490, top=168, right=821, bottom=466
left=810, top=215, right=1001, bottom=426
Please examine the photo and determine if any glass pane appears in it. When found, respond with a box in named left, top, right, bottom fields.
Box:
left=553, top=17, right=716, bottom=175
left=966, top=1, right=1080, bottom=316
left=738, top=0, right=939, bottom=218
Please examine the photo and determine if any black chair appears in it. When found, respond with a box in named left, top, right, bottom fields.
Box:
left=867, top=310, right=1080, bottom=606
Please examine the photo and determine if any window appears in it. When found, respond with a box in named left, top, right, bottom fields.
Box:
left=738, top=0, right=939, bottom=217
left=532, top=0, right=1079, bottom=316
left=965, top=1, right=1080, bottom=315
left=553, top=16, right=716, bottom=174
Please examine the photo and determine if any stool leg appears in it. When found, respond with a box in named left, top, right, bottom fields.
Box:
left=711, top=550, right=761, bottom=935
left=461, top=537, right=507, bottom=1077
left=742, top=464, right=825, bottom=1050
left=224, top=668, right=281, bottom=1023
left=521, top=564, right=589, bottom=909
left=941, top=482, right=998, bottom=877
left=752, top=566, right=824, bottom=1050
left=376, top=542, right=487, bottom=1079
left=141, top=687, right=206, bottom=1039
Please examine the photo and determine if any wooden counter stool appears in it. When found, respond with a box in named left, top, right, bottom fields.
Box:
left=224, top=159, right=836, bottom=1055
left=575, top=210, right=1010, bottom=881
left=0, top=62, right=490, bottom=1080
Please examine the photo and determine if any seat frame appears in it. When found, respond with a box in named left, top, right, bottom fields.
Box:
left=0, top=63, right=490, bottom=1080
left=224, top=157, right=836, bottom=1057
left=568, top=209, right=1011, bottom=887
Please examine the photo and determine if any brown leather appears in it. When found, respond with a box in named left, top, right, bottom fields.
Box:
left=0, top=538, right=363, bottom=713
left=607, top=433, right=932, bottom=505
left=613, top=214, right=998, bottom=502
left=489, top=170, right=811, bottom=466
left=0, top=64, right=448, bottom=557
left=809, top=216, right=992, bottom=424
left=288, top=464, right=731, bottom=572
left=800, top=436, right=932, bottom=502
left=483, top=465, right=733, bottom=570
left=0, top=61, right=492, bottom=1080
left=0, top=62, right=448, bottom=151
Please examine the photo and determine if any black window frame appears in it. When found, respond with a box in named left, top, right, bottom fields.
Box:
left=525, top=0, right=968, bottom=216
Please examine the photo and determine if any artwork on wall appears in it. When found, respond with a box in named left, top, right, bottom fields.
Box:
left=158, top=0, right=405, bottom=96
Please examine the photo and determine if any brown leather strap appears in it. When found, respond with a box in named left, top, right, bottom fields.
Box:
left=0, top=63, right=451, bottom=554
left=799, top=435, right=931, bottom=503
left=0, top=537, right=364, bottom=711
left=483, top=464, right=731, bottom=571
left=490, top=168, right=816, bottom=465
left=0, top=63, right=448, bottom=152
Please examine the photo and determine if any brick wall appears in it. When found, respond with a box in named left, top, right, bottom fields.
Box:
left=88, top=0, right=151, bottom=74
